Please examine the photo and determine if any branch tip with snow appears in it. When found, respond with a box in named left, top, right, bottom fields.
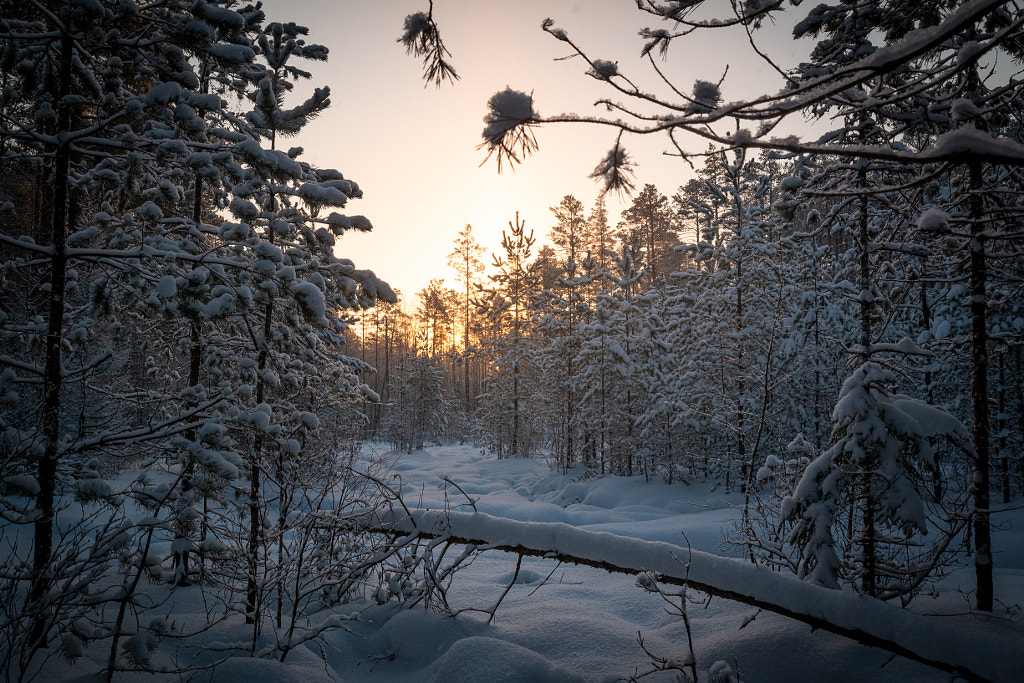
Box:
left=478, top=88, right=540, bottom=173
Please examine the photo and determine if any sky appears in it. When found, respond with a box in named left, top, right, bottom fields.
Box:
left=259, top=1, right=815, bottom=301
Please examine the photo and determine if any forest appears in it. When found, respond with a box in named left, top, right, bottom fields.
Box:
left=1, top=0, right=1023, bottom=681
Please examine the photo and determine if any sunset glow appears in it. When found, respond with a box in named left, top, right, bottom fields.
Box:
left=261, top=0, right=811, bottom=299
left=9, top=1, right=1020, bottom=678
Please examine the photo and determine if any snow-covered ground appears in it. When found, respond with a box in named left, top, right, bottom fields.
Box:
left=50, top=443, right=1024, bottom=682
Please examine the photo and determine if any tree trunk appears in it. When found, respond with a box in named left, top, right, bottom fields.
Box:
left=999, top=353, right=1010, bottom=504
left=968, top=160, right=992, bottom=612
left=511, top=356, right=519, bottom=459
left=246, top=297, right=272, bottom=628
left=464, top=278, right=471, bottom=411
left=174, top=174, right=205, bottom=586
left=855, top=170, right=878, bottom=596
left=861, top=474, right=877, bottom=596
left=248, top=132, right=278, bottom=627
left=30, top=27, right=74, bottom=649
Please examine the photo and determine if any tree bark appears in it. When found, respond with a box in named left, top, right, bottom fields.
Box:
left=30, top=26, right=75, bottom=649
left=968, top=160, right=992, bottom=612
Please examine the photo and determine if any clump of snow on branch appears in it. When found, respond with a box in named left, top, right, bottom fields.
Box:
left=541, top=18, right=569, bottom=42
left=950, top=97, right=981, bottom=124
left=587, top=59, right=619, bottom=81
left=926, top=124, right=1024, bottom=163
left=291, top=282, right=327, bottom=322
left=687, top=80, right=722, bottom=114
left=731, top=128, right=754, bottom=145
left=399, top=11, right=432, bottom=45
left=399, top=9, right=459, bottom=87
left=709, top=660, right=738, bottom=683
left=916, top=208, right=951, bottom=233
left=741, top=0, right=783, bottom=28
left=479, top=88, right=539, bottom=173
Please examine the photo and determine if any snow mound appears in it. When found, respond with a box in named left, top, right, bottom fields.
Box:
left=426, top=637, right=585, bottom=683
left=368, top=607, right=480, bottom=664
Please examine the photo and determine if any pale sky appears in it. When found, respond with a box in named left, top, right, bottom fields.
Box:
left=260, top=1, right=813, bottom=301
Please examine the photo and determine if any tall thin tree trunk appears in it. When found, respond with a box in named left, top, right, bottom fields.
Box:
left=31, top=27, right=74, bottom=649
left=856, top=171, right=877, bottom=597
left=174, top=173, right=204, bottom=586
left=1016, top=347, right=1024, bottom=494
left=512, top=356, right=519, bottom=459
left=968, top=160, right=993, bottom=612
left=566, top=291, right=574, bottom=473
left=813, top=247, right=823, bottom=451
left=247, top=298, right=272, bottom=630
left=999, top=353, right=1010, bottom=504
left=247, top=123, right=278, bottom=630
left=861, top=477, right=877, bottom=596
left=735, top=261, right=746, bottom=491
left=917, top=264, right=943, bottom=501
left=464, top=277, right=471, bottom=412
left=732, top=179, right=748, bottom=492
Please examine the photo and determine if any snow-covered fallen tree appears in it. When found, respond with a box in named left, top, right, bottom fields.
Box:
left=372, top=508, right=1020, bottom=682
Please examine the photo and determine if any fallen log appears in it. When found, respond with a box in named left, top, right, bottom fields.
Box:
left=370, top=507, right=1022, bottom=682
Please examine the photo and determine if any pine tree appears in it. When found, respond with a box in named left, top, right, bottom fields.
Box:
left=476, top=213, right=542, bottom=458
left=447, top=224, right=486, bottom=412
left=381, top=354, right=449, bottom=453
left=233, top=16, right=397, bottom=634
left=586, top=196, right=615, bottom=284
left=549, top=195, right=587, bottom=269
left=540, top=195, right=592, bottom=470
left=783, top=362, right=968, bottom=599
left=621, top=184, right=679, bottom=283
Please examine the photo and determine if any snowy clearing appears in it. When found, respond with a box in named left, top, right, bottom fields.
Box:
left=45, top=443, right=1020, bottom=683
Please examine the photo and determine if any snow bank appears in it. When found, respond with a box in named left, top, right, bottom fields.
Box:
left=373, top=506, right=1023, bottom=682
left=427, top=637, right=585, bottom=683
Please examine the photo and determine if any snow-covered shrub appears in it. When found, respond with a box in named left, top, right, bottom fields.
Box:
left=783, top=362, right=968, bottom=599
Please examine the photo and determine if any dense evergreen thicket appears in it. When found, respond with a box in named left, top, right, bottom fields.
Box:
left=0, top=2, right=402, bottom=678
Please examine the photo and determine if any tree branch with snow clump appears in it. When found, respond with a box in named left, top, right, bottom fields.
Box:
left=587, top=59, right=620, bottom=81
left=480, top=0, right=1024, bottom=175
left=478, top=88, right=540, bottom=174
left=915, top=208, right=951, bottom=233
left=687, top=79, right=722, bottom=114
left=399, top=3, right=459, bottom=88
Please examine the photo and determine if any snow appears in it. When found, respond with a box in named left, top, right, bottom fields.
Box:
left=28, top=444, right=1024, bottom=682
left=194, top=1, right=245, bottom=31
left=297, top=181, right=349, bottom=207
left=588, top=59, right=619, bottom=80
left=155, top=274, right=177, bottom=298
left=3, top=474, right=39, bottom=496
left=145, top=82, right=182, bottom=106
left=203, top=42, right=256, bottom=63
left=427, top=636, right=585, bottom=682
left=482, top=88, right=536, bottom=146
left=926, top=124, right=1024, bottom=163
left=235, top=139, right=304, bottom=178
left=290, top=281, right=327, bottom=320
left=374, top=506, right=1020, bottom=681
left=689, top=80, right=722, bottom=113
